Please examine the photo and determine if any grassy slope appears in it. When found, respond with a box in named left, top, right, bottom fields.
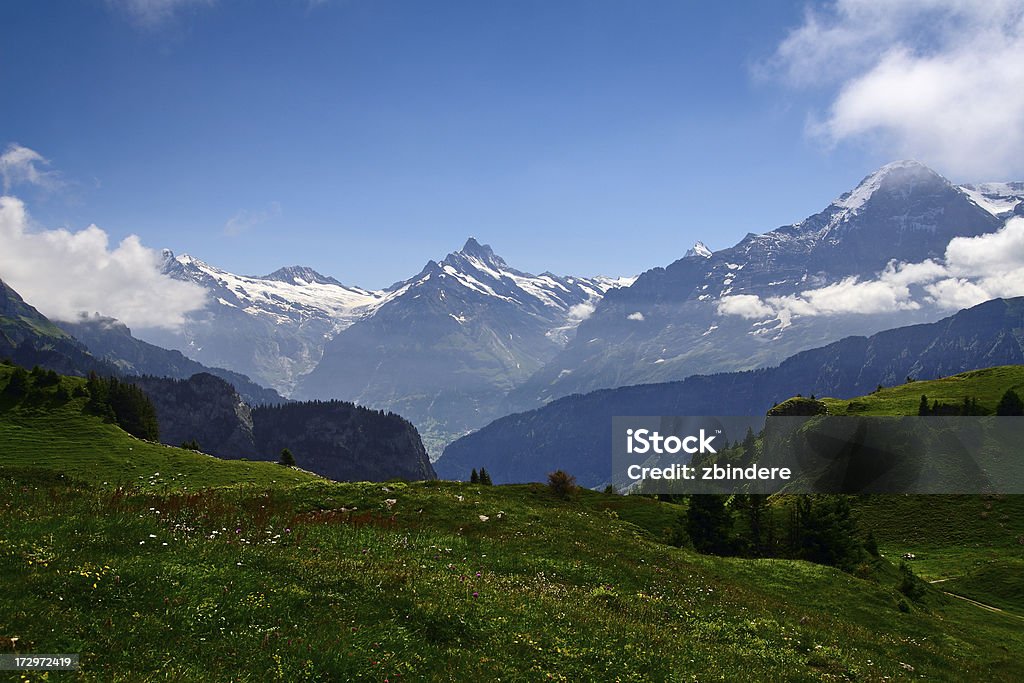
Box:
left=1, top=364, right=1023, bottom=679
left=821, top=365, right=1024, bottom=416
left=2, top=478, right=1024, bottom=681
left=0, top=365, right=315, bottom=489
left=816, top=366, right=1024, bottom=614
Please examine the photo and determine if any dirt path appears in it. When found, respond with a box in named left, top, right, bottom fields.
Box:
left=940, top=590, right=1024, bottom=620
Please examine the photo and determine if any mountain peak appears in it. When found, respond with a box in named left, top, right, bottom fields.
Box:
left=833, top=160, right=949, bottom=213
left=460, top=237, right=494, bottom=258
left=260, top=265, right=342, bottom=287
left=684, top=241, right=713, bottom=259
left=447, top=237, right=509, bottom=272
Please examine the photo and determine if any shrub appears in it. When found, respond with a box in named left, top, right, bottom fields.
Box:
left=279, top=448, right=296, bottom=467
left=547, top=470, right=577, bottom=500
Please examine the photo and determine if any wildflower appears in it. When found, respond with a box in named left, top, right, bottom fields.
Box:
left=472, top=592, right=479, bottom=598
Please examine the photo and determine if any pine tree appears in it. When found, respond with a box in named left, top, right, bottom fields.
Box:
left=3, top=366, right=29, bottom=397
left=279, top=448, right=296, bottom=467
left=996, top=389, right=1024, bottom=416
left=479, top=468, right=493, bottom=486
left=470, top=468, right=479, bottom=484
left=918, top=394, right=930, bottom=416
left=686, top=495, right=734, bottom=555
left=788, top=495, right=863, bottom=571
left=741, top=427, right=757, bottom=465
left=733, top=494, right=768, bottom=555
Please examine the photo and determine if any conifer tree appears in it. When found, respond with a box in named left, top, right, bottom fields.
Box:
left=470, top=468, right=479, bottom=484
left=686, top=495, right=734, bottom=555
left=996, top=389, right=1024, bottom=416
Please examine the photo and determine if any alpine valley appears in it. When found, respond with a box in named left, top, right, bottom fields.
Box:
left=118, top=160, right=1024, bottom=458
left=143, top=238, right=633, bottom=455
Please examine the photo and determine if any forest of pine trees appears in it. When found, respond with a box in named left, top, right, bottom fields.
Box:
left=678, top=493, right=867, bottom=572
left=1, top=363, right=159, bottom=442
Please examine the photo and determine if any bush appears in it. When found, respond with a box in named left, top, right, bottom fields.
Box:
left=547, top=470, right=577, bottom=500
left=898, top=562, right=927, bottom=602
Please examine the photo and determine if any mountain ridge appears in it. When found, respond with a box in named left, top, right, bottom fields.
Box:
left=505, top=160, right=1010, bottom=412
left=437, top=296, right=1024, bottom=486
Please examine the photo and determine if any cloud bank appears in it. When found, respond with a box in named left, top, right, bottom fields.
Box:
left=718, top=217, right=1024, bottom=325
left=0, top=195, right=207, bottom=330
left=768, top=0, right=1024, bottom=178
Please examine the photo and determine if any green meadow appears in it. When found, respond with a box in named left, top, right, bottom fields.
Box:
left=1, top=364, right=1022, bottom=680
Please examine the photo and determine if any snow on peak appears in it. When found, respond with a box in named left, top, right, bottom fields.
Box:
left=260, top=265, right=343, bottom=287
left=958, top=182, right=1024, bottom=218
left=684, top=241, right=713, bottom=259
left=832, top=160, right=945, bottom=213
left=459, top=237, right=499, bottom=260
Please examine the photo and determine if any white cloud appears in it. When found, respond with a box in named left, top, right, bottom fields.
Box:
left=716, top=294, right=775, bottom=320
left=107, top=0, right=214, bottom=27
left=0, top=195, right=207, bottom=330
left=224, top=201, right=281, bottom=237
left=567, top=301, right=596, bottom=321
left=626, top=312, right=645, bottom=321
left=717, top=218, right=1024, bottom=324
left=0, top=144, right=60, bottom=193
left=768, top=0, right=1024, bottom=177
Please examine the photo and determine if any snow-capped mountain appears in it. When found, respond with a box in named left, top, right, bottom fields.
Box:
left=506, top=161, right=1011, bottom=410
left=958, top=182, right=1024, bottom=219
left=295, top=237, right=633, bottom=455
left=141, top=252, right=387, bottom=394
left=135, top=239, right=632, bottom=453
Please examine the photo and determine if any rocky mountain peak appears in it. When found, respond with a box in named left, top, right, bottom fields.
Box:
left=684, top=241, right=713, bottom=259
left=260, top=265, right=343, bottom=287
left=449, top=237, right=509, bottom=271
left=832, top=160, right=949, bottom=213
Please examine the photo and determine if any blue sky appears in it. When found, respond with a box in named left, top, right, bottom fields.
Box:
left=3, top=0, right=1022, bottom=290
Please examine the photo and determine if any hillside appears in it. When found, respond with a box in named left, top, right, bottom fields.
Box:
left=59, top=315, right=284, bottom=406
left=2, top=363, right=1023, bottom=678
left=0, top=278, right=117, bottom=378
left=2, top=474, right=1023, bottom=679
left=821, top=366, right=1024, bottom=415
left=0, top=364, right=315, bottom=489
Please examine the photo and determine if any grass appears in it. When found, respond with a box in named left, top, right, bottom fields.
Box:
left=821, top=366, right=1024, bottom=415
left=0, top=365, right=316, bottom=490
left=2, top=363, right=1024, bottom=679
left=816, top=368, right=1024, bottom=616
left=3, top=477, right=1024, bottom=681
